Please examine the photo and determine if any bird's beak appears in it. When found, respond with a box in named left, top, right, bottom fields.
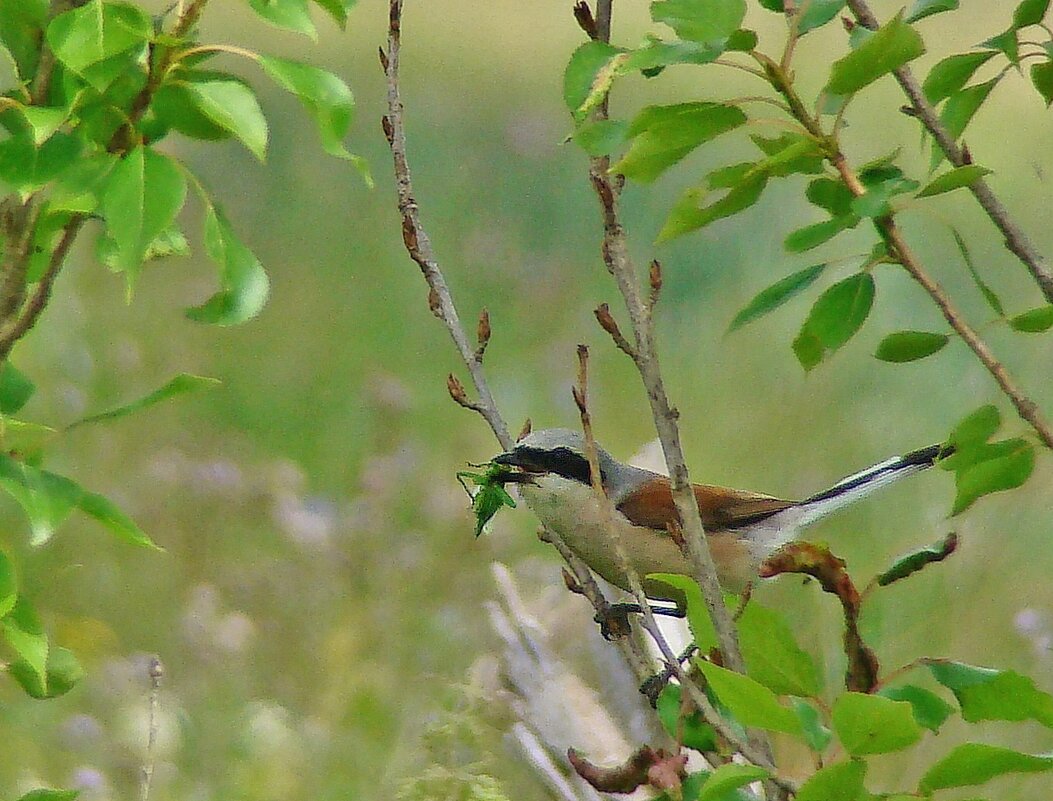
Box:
left=492, top=450, right=538, bottom=484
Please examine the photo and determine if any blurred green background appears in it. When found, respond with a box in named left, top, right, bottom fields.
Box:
left=2, top=1, right=1053, bottom=798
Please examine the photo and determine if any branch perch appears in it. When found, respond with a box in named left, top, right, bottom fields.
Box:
left=845, top=0, right=1053, bottom=305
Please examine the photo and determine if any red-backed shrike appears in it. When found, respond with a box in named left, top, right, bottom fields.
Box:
left=494, top=428, right=950, bottom=603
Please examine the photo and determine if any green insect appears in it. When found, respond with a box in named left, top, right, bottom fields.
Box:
left=457, top=462, right=519, bottom=537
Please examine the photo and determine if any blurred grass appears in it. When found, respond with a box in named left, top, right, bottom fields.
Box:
left=1, top=1, right=1053, bottom=799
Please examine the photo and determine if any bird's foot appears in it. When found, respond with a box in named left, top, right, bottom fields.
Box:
left=593, top=602, right=686, bottom=640
left=640, top=643, right=699, bottom=707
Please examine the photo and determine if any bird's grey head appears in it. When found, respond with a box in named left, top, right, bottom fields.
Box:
left=493, top=428, right=645, bottom=492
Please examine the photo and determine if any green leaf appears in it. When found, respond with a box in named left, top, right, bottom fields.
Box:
left=248, top=0, right=316, bottom=38
left=831, top=692, right=922, bottom=755
left=919, top=743, right=1053, bottom=793
left=1013, top=0, right=1050, bottom=28
left=186, top=80, right=269, bottom=161
left=876, top=533, right=957, bottom=586
left=917, top=165, right=992, bottom=197
left=15, top=791, right=80, bottom=801
left=737, top=602, right=820, bottom=696
left=656, top=684, right=718, bottom=752
left=19, top=106, right=69, bottom=146
left=46, top=0, right=150, bottom=75
left=805, top=177, right=854, bottom=216
left=791, top=698, right=832, bottom=752
left=70, top=374, right=220, bottom=429
left=0, top=549, right=15, bottom=618
left=749, top=132, right=825, bottom=175
left=458, top=464, right=517, bottom=538
left=258, top=56, right=358, bottom=164
left=1, top=595, right=47, bottom=696
left=0, top=363, right=35, bottom=414
left=796, top=760, right=866, bottom=801
left=152, top=76, right=236, bottom=142
left=312, top=0, right=356, bottom=28
left=906, top=0, right=959, bottom=23
left=728, top=263, right=826, bottom=332
left=928, top=660, right=1053, bottom=727
left=571, top=119, right=629, bottom=157
left=648, top=573, right=717, bottom=651
left=612, top=103, right=747, bottom=182
left=792, top=327, right=824, bottom=371
left=1032, top=60, right=1053, bottom=105
left=696, top=660, right=802, bottom=735
left=951, top=228, right=1004, bottom=316
left=879, top=685, right=954, bottom=732
left=651, top=0, right=747, bottom=43
left=932, top=79, right=997, bottom=168
left=949, top=404, right=1000, bottom=448
left=0, top=0, right=48, bottom=81
left=77, top=490, right=157, bottom=549
left=9, top=644, right=83, bottom=698
left=563, top=41, right=624, bottom=119
left=874, top=331, right=949, bottom=362
left=825, top=12, right=925, bottom=95
left=952, top=438, right=1034, bottom=513
left=802, top=272, right=875, bottom=351
left=657, top=174, right=767, bottom=241
left=186, top=205, right=269, bottom=325
left=0, top=132, right=82, bottom=193
left=623, top=37, right=721, bottom=74
left=784, top=217, right=856, bottom=253
left=698, top=764, right=769, bottom=800
left=982, top=27, right=1020, bottom=65
left=922, top=51, right=996, bottom=104
left=1009, top=305, right=1053, bottom=332
left=0, top=453, right=83, bottom=546
left=100, top=147, right=187, bottom=291
left=796, top=0, right=847, bottom=34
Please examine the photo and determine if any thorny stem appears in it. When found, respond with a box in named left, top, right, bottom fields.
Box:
left=845, top=0, right=1053, bottom=305
left=381, top=0, right=658, bottom=690
left=763, top=57, right=1053, bottom=450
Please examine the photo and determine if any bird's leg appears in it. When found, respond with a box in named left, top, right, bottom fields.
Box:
left=592, top=601, right=685, bottom=640
left=640, top=642, right=700, bottom=706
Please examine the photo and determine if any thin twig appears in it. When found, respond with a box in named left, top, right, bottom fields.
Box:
left=763, top=55, right=1053, bottom=451
left=573, top=346, right=789, bottom=797
left=139, top=656, right=163, bottom=801
left=586, top=0, right=746, bottom=679
left=382, top=0, right=656, bottom=689
left=831, top=154, right=1053, bottom=449
left=845, top=0, right=1053, bottom=304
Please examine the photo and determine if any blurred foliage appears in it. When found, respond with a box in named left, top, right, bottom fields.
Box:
left=0, top=0, right=1050, bottom=799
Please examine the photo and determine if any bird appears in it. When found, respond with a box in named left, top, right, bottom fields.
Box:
left=493, top=428, right=951, bottom=607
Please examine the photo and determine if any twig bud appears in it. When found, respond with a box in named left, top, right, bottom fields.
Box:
left=573, top=2, right=598, bottom=39
left=377, top=46, right=389, bottom=71
left=562, top=567, right=583, bottom=594
left=427, top=286, right=442, bottom=318
left=517, top=417, right=532, bottom=442
left=475, top=307, right=491, bottom=362
left=594, top=303, right=636, bottom=357
left=447, top=373, right=471, bottom=407
left=648, top=260, right=662, bottom=306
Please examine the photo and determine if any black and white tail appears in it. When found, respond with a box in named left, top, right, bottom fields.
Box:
left=789, top=444, right=953, bottom=529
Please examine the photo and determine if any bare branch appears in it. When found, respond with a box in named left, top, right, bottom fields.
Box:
left=845, top=0, right=1053, bottom=304
left=382, top=0, right=656, bottom=690
left=383, top=0, right=512, bottom=448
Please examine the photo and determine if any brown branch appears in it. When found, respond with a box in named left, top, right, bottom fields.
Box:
left=381, top=0, right=659, bottom=691
left=586, top=3, right=746, bottom=681
left=830, top=154, right=1053, bottom=450
left=845, top=0, right=1053, bottom=304
left=0, top=216, right=83, bottom=364
left=382, top=0, right=511, bottom=449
